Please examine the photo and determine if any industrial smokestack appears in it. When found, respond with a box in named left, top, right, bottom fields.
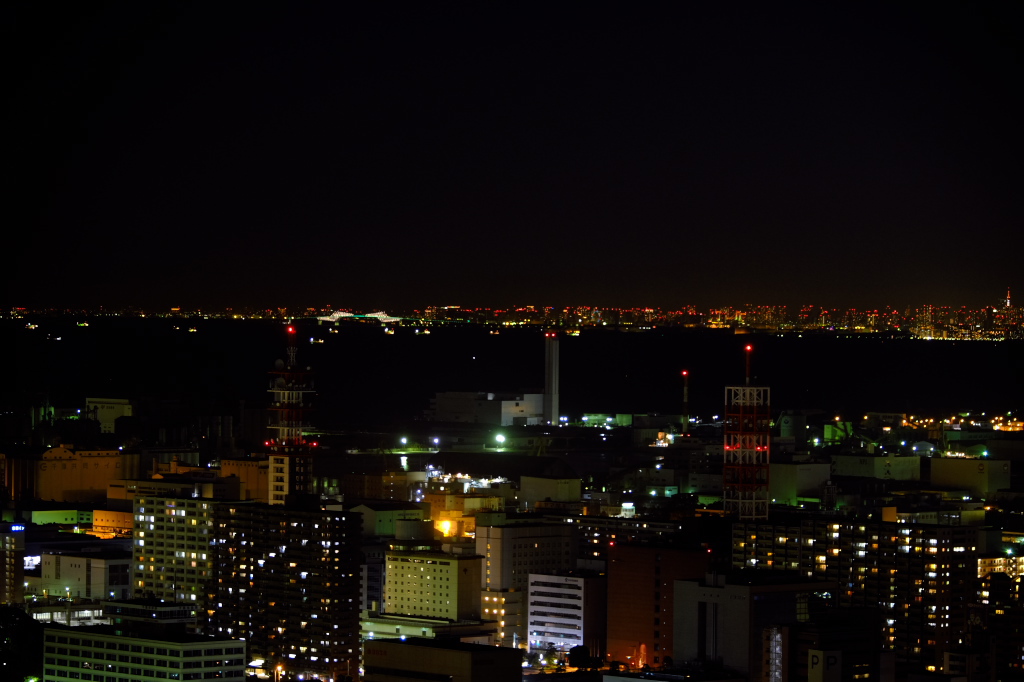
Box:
left=544, top=331, right=560, bottom=425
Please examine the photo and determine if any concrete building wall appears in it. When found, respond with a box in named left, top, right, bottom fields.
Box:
left=830, top=453, right=920, bottom=480
left=606, top=544, right=711, bottom=670
left=430, top=392, right=544, bottom=426
left=520, top=476, right=582, bottom=509
left=499, top=394, right=544, bottom=426
left=85, top=397, right=133, bottom=433
left=40, top=553, right=131, bottom=600
left=92, top=509, right=133, bottom=536
left=769, top=463, right=832, bottom=506
left=363, top=638, right=522, bottom=682
left=31, top=510, right=93, bottom=526
left=351, top=504, right=426, bottom=537
left=431, top=392, right=503, bottom=424
left=220, top=458, right=268, bottom=502
left=930, top=458, right=1011, bottom=499
left=36, top=447, right=130, bottom=503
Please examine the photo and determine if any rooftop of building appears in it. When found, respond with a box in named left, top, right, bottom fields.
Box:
left=102, top=598, right=194, bottom=609
left=349, top=499, right=425, bottom=511
left=42, top=623, right=237, bottom=645
left=385, top=549, right=483, bottom=560
left=699, top=569, right=836, bottom=588
left=42, top=549, right=132, bottom=560
left=368, top=635, right=516, bottom=654
left=361, top=611, right=496, bottom=627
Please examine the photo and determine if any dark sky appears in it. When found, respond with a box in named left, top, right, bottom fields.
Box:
left=10, top=3, right=1022, bottom=311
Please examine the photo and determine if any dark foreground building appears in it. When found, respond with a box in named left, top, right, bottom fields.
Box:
left=363, top=637, right=523, bottom=682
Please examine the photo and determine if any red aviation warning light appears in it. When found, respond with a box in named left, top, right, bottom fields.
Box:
left=745, top=344, right=752, bottom=352
left=287, top=326, right=296, bottom=334
left=681, top=370, right=688, bottom=376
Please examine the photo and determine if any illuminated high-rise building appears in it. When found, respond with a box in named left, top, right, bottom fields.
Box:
left=205, top=502, right=361, bottom=680
left=132, top=496, right=216, bottom=603
left=732, top=513, right=981, bottom=669
left=0, top=522, right=25, bottom=604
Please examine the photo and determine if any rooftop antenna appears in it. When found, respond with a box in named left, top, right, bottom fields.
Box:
left=745, top=344, right=752, bottom=386
left=681, top=370, right=690, bottom=433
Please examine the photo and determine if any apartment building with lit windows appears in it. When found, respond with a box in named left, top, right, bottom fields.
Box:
left=538, top=512, right=720, bottom=569
left=1, top=521, right=26, bottom=604
left=732, top=512, right=982, bottom=669
left=205, top=502, right=361, bottom=680
left=132, top=496, right=217, bottom=603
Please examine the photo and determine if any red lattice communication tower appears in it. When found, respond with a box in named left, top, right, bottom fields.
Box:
left=723, top=345, right=771, bottom=519
left=266, top=324, right=315, bottom=451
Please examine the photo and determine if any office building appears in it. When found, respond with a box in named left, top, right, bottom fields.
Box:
left=476, top=522, right=576, bottom=647
left=383, top=549, right=482, bottom=621
left=42, top=622, right=245, bottom=682
left=527, top=571, right=606, bottom=657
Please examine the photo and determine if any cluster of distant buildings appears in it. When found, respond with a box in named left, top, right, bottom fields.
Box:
left=3, top=404, right=1022, bottom=680
left=9, top=290, right=1022, bottom=338
left=1, top=328, right=1023, bottom=682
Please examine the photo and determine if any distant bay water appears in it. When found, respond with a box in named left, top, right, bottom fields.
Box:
left=6, top=318, right=1023, bottom=431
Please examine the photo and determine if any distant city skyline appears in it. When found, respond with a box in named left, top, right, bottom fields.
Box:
left=8, top=291, right=1017, bottom=315
left=9, top=294, right=1023, bottom=342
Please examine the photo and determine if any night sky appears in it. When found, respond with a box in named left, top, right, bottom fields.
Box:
left=10, top=4, right=1022, bottom=311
